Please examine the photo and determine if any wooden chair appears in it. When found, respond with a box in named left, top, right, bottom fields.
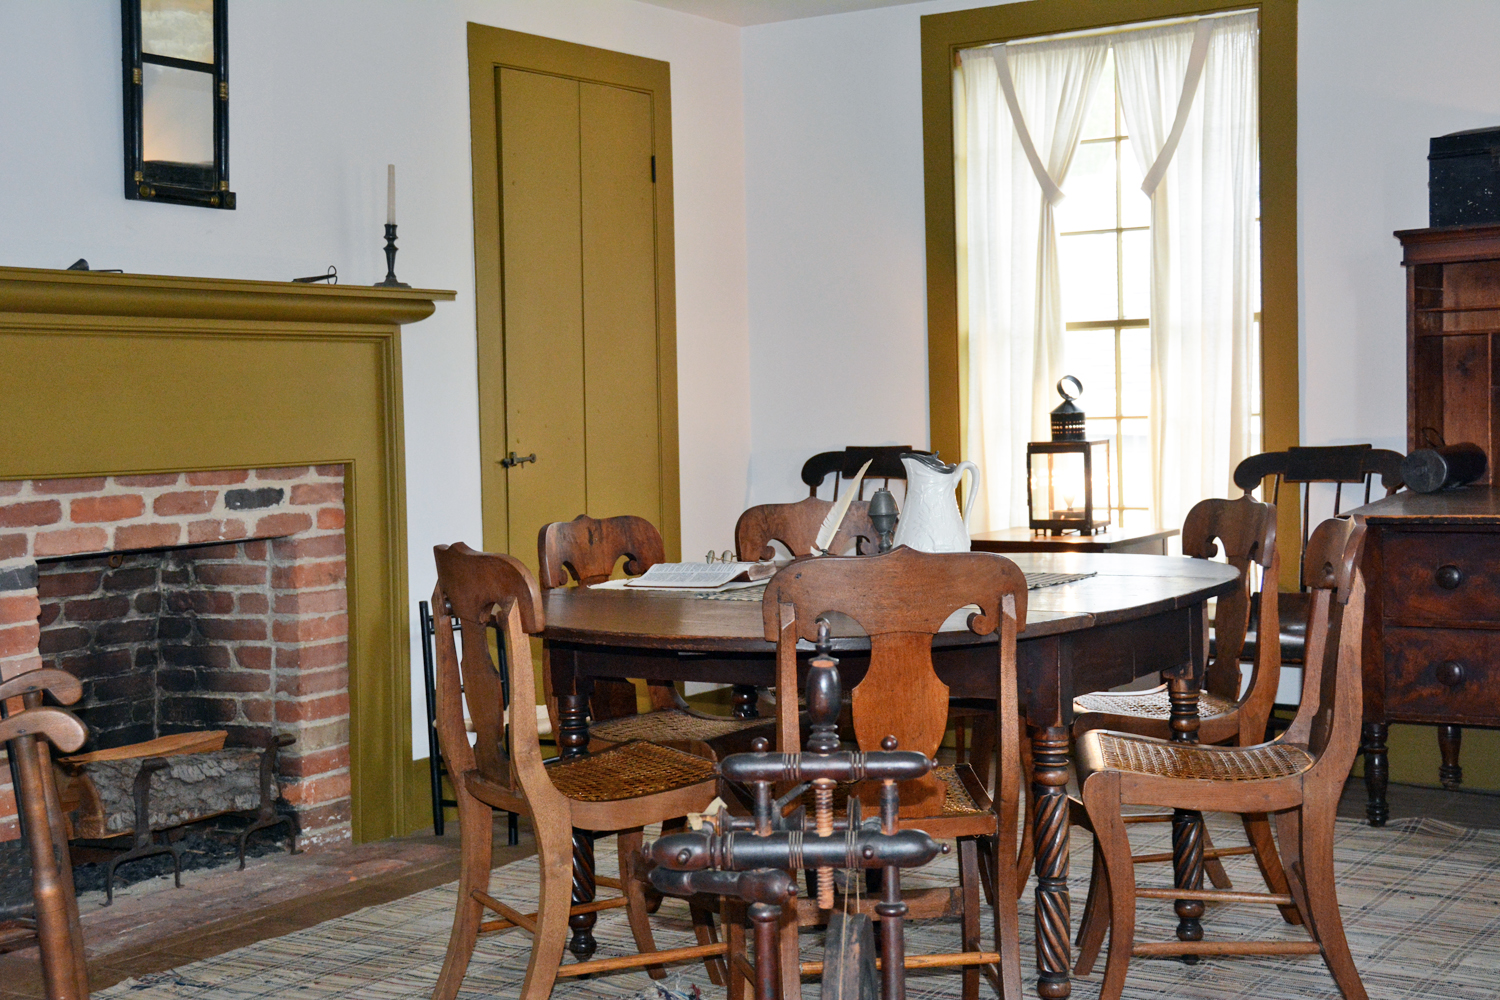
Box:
left=734, top=496, right=876, bottom=561
left=800, top=446, right=933, bottom=501
left=1073, top=516, right=1370, bottom=1000
left=1070, top=495, right=1292, bottom=945
left=2, top=668, right=91, bottom=1000
left=538, top=514, right=773, bottom=753
left=755, top=547, right=1028, bottom=1000
left=1234, top=445, right=1401, bottom=736
left=431, top=542, right=728, bottom=1000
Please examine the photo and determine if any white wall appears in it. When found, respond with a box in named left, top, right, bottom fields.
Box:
left=0, top=0, right=749, bottom=757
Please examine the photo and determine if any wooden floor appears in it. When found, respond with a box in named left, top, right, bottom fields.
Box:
left=0, top=780, right=1498, bottom=997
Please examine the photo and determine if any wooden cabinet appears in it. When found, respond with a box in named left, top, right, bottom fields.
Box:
left=1398, top=224, right=1500, bottom=473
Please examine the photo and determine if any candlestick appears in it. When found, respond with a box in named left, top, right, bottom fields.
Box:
left=386, top=164, right=395, bottom=225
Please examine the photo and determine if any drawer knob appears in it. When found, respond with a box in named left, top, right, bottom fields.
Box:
left=1435, top=564, right=1465, bottom=590
left=1437, top=660, right=1466, bottom=688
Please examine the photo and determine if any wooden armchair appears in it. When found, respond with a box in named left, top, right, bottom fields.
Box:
left=431, top=542, right=728, bottom=1000
left=538, top=514, right=773, bottom=755
left=1070, top=495, right=1292, bottom=936
left=1072, top=516, right=1370, bottom=1000
left=756, top=547, right=1028, bottom=1000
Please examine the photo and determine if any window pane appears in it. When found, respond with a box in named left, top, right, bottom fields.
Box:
left=1120, top=417, right=1151, bottom=508
left=1120, top=507, right=1153, bottom=533
left=1122, top=228, right=1150, bottom=319
left=1064, top=331, right=1118, bottom=416
left=1120, top=327, right=1150, bottom=416
left=1079, top=50, right=1116, bottom=141
left=142, top=62, right=214, bottom=165
left=1059, top=232, right=1118, bottom=323
left=141, top=0, right=214, bottom=64
left=1119, top=137, right=1151, bottom=229
left=1057, top=141, right=1116, bottom=234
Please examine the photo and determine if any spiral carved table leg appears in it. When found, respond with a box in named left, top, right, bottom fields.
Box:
left=1167, top=681, right=1205, bottom=953
left=732, top=684, right=760, bottom=719
left=557, top=694, right=598, bottom=960
left=1032, top=726, right=1072, bottom=999
left=1362, top=721, right=1389, bottom=827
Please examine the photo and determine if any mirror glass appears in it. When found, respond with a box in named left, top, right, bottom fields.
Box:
left=141, top=0, right=213, bottom=64
left=141, top=62, right=213, bottom=165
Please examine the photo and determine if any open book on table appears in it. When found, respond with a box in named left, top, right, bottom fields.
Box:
left=615, top=560, right=779, bottom=591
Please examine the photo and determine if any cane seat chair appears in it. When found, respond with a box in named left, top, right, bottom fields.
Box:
left=1069, top=496, right=1292, bottom=929
left=431, top=543, right=728, bottom=1000
left=538, top=514, right=773, bottom=755
left=0, top=669, right=90, bottom=1000
left=734, top=497, right=876, bottom=561
left=751, top=548, right=1028, bottom=1000
left=1072, top=516, right=1371, bottom=1000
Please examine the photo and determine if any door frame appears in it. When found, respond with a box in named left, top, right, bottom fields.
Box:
left=467, top=24, right=681, bottom=561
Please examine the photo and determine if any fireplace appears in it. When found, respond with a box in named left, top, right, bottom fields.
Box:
left=2, top=466, right=350, bottom=845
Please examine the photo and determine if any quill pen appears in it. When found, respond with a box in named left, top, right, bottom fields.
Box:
left=812, top=459, right=872, bottom=555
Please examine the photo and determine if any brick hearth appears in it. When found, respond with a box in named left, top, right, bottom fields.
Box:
left=0, top=466, right=350, bottom=846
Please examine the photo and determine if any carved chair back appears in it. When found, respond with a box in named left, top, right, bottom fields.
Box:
left=537, top=514, right=665, bottom=589
left=762, top=547, right=1027, bottom=814
left=800, top=446, right=934, bottom=500
left=734, top=496, right=876, bottom=561
left=432, top=542, right=546, bottom=795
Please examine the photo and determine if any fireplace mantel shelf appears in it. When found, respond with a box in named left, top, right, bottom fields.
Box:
left=0, top=266, right=455, bottom=327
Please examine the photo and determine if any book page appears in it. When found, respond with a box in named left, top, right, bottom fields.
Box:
left=624, top=562, right=756, bottom=589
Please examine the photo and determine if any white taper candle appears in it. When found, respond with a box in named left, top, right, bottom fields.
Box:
left=386, top=164, right=395, bottom=225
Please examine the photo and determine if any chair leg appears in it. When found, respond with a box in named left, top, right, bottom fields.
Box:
left=958, top=838, right=981, bottom=1000
left=435, top=798, right=495, bottom=1000
left=988, top=805, right=1022, bottom=999
left=1273, top=809, right=1314, bottom=926
left=1242, top=811, right=1301, bottom=924
left=691, top=902, right=728, bottom=987
left=1083, top=774, right=1135, bottom=1000
left=617, top=829, right=668, bottom=981
left=1073, top=839, right=1109, bottom=977
left=1200, top=825, right=1233, bottom=890
left=1297, top=802, right=1370, bottom=1000
left=520, top=813, right=574, bottom=1000
left=1016, top=726, right=1035, bottom=897
left=776, top=899, right=803, bottom=1000
left=725, top=900, right=748, bottom=1000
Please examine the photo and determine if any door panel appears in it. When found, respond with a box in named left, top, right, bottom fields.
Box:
left=580, top=82, right=661, bottom=527
left=497, top=67, right=586, bottom=576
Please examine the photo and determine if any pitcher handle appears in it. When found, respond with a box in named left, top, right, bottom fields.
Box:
left=957, top=461, right=981, bottom=528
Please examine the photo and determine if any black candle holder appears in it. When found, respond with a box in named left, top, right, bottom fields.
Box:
left=374, top=223, right=410, bottom=288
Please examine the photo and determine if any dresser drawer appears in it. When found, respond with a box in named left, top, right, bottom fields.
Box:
left=1382, top=530, right=1500, bottom=624
left=1383, top=626, right=1500, bottom=722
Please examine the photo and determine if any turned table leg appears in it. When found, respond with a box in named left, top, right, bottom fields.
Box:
left=1168, top=676, right=1206, bottom=955
left=1438, top=723, right=1463, bottom=790
left=558, top=694, right=598, bottom=960
left=732, top=684, right=760, bottom=719
left=1032, top=725, right=1072, bottom=998
left=1361, top=721, right=1389, bottom=827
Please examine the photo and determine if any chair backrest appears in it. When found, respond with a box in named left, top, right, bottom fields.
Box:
left=431, top=542, right=546, bottom=793
left=1281, top=516, right=1368, bottom=773
left=800, top=446, right=934, bottom=500
left=762, top=547, right=1027, bottom=813
left=1233, top=444, right=1400, bottom=589
left=1180, top=496, right=1280, bottom=721
left=734, top=496, right=877, bottom=561
left=537, top=514, right=665, bottom=589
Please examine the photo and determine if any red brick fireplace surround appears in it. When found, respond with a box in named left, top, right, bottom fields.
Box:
left=0, top=467, right=350, bottom=845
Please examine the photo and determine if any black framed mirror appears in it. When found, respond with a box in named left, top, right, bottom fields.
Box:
left=122, top=0, right=234, bottom=209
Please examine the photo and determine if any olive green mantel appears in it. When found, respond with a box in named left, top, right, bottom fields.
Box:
left=0, top=266, right=455, bottom=843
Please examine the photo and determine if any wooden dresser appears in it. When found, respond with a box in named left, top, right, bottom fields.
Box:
left=1347, top=487, right=1500, bottom=825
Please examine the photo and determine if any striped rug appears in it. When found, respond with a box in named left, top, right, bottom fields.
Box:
left=99, top=813, right=1500, bottom=999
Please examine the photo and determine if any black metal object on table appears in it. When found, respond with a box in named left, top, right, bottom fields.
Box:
left=375, top=224, right=410, bottom=288
left=647, top=620, right=944, bottom=1000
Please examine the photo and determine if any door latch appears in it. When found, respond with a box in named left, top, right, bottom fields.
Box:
left=500, top=451, right=537, bottom=468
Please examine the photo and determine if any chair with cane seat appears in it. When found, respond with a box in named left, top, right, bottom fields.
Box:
left=431, top=542, right=728, bottom=1000
left=1072, top=516, right=1370, bottom=1000
left=1069, top=494, right=1294, bottom=962
left=752, top=547, right=1028, bottom=1000
left=538, top=514, right=773, bottom=754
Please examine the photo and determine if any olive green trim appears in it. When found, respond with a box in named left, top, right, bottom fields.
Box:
left=921, top=0, right=1299, bottom=510
left=466, top=24, right=681, bottom=562
left=0, top=266, right=453, bottom=843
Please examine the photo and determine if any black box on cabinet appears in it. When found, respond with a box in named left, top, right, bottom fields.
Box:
left=1430, top=127, right=1500, bottom=227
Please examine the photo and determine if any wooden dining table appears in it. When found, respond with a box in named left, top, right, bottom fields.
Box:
left=543, top=550, right=1240, bottom=999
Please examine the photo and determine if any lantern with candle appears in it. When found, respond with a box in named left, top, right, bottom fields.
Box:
left=1026, top=377, right=1111, bottom=535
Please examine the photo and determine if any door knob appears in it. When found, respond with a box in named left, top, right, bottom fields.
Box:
left=1435, top=564, right=1464, bottom=590
left=1437, top=660, right=1466, bottom=688
left=500, top=451, right=536, bottom=468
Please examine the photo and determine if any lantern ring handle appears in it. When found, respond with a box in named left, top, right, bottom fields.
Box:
left=1056, top=375, right=1083, bottom=401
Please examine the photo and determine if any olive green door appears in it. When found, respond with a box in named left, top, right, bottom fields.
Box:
left=469, top=25, right=680, bottom=578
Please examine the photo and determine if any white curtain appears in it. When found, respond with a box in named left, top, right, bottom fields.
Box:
left=1113, top=11, right=1260, bottom=530
left=958, top=36, right=1108, bottom=531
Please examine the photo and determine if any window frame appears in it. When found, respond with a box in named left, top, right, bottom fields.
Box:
left=921, top=0, right=1296, bottom=541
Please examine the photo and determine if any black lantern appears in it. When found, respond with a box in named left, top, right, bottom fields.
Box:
left=1026, top=377, right=1112, bottom=535
left=122, top=0, right=234, bottom=209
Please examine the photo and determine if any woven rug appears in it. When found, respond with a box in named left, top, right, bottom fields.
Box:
left=99, top=813, right=1500, bottom=999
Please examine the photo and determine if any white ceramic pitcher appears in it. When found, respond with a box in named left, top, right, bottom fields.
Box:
left=890, top=453, right=981, bottom=553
